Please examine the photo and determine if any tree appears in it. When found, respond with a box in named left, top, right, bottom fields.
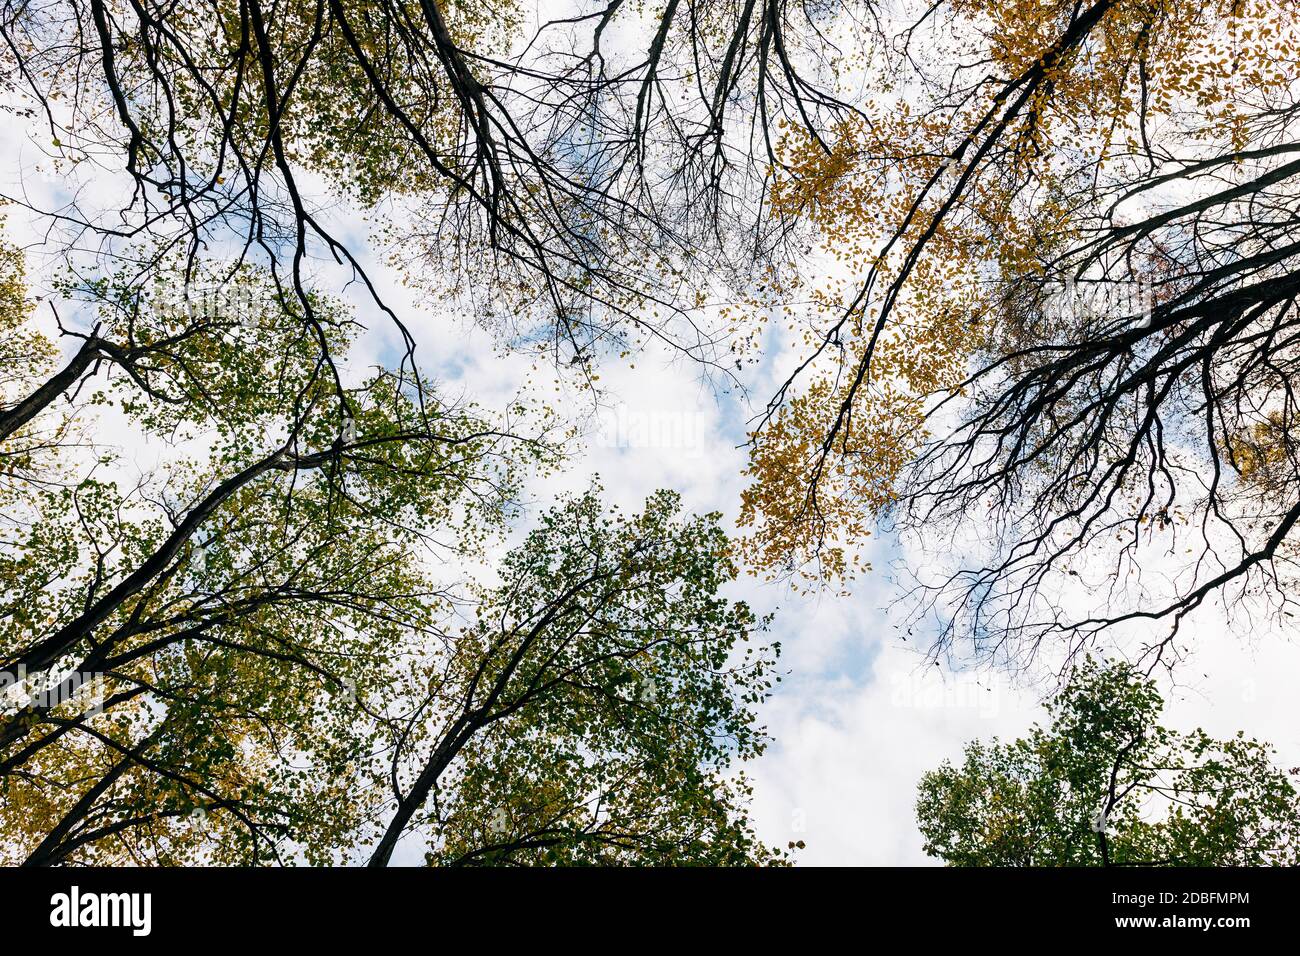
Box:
left=1, top=0, right=827, bottom=865
left=0, top=228, right=786, bottom=863
left=916, top=658, right=1300, bottom=866
left=735, top=0, right=1300, bottom=670
left=0, top=239, right=537, bottom=864
left=0, top=0, right=862, bottom=377
left=373, top=488, right=785, bottom=867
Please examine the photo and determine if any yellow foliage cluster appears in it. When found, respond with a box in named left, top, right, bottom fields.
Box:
left=0, top=224, right=63, bottom=505
left=0, top=225, right=55, bottom=395
left=737, top=0, right=1300, bottom=583
left=1226, top=411, right=1297, bottom=493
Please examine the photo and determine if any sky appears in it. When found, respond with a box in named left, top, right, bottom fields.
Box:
left=4, top=4, right=1300, bottom=866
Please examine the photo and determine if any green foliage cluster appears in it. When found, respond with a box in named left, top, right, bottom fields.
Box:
left=917, top=659, right=1300, bottom=866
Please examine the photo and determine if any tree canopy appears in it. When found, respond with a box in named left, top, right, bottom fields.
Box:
left=0, top=231, right=785, bottom=865
left=736, top=0, right=1300, bottom=669
left=917, top=659, right=1300, bottom=866
left=4, top=0, right=1299, bottom=866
